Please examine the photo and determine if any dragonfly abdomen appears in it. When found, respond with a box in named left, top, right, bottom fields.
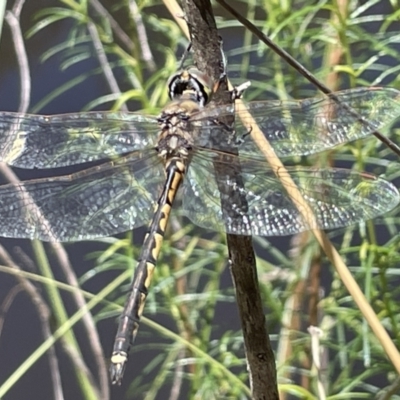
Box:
left=110, top=157, right=187, bottom=384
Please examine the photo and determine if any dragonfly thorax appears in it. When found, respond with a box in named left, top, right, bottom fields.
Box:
left=157, top=132, right=191, bottom=160
left=156, top=104, right=198, bottom=161
left=156, top=68, right=214, bottom=162
left=156, top=94, right=204, bottom=161
left=158, top=94, right=202, bottom=124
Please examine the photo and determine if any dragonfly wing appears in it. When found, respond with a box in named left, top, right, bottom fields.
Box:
left=0, top=151, right=164, bottom=241
left=181, top=151, right=399, bottom=236
left=0, top=111, right=159, bottom=168
left=192, top=87, right=400, bottom=158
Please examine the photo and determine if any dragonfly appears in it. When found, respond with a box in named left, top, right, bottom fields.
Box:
left=0, top=68, right=399, bottom=384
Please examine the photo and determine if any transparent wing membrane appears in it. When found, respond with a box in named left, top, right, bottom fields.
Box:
left=0, top=112, right=159, bottom=168
left=0, top=87, right=397, bottom=241
left=192, top=87, right=400, bottom=158
left=2, top=78, right=399, bottom=387
left=0, top=88, right=399, bottom=170
left=182, top=151, right=399, bottom=236
left=0, top=152, right=163, bottom=241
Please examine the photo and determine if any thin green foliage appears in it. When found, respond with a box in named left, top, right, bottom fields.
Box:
left=0, top=0, right=400, bottom=399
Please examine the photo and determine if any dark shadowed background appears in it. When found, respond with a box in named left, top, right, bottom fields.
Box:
left=0, top=1, right=400, bottom=399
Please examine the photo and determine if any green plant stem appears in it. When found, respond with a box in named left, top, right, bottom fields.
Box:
left=31, top=240, right=98, bottom=400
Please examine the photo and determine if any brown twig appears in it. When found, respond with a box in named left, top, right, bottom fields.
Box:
left=128, top=0, right=156, bottom=71
left=180, top=1, right=279, bottom=398
left=89, top=0, right=134, bottom=52
left=87, top=20, right=128, bottom=112
left=5, top=10, right=30, bottom=113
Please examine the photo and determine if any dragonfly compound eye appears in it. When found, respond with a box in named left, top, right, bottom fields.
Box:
left=167, top=68, right=213, bottom=106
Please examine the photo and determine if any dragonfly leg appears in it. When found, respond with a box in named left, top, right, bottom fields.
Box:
left=231, top=80, right=251, bottom=100
left=235, top=125, right=253, bottom=145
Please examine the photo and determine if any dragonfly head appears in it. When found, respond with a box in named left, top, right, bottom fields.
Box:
left=167, top=68, right=213, bottom=107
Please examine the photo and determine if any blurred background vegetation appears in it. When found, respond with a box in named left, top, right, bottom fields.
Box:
left=0, top=0, right=400, bottom=399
